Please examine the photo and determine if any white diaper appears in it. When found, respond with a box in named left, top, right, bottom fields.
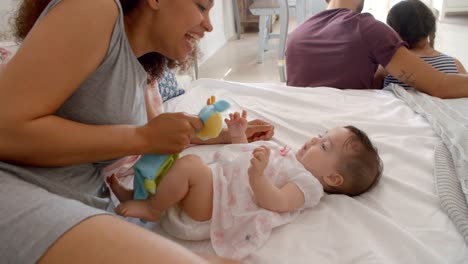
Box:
left=160, top=205, right=211, bottom=241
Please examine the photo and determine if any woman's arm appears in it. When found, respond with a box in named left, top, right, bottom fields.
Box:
left=190, top=119, right=275, bottom=145
left=385, top=47, right=468, bottom=98
left=0, top=0, right=202, bottom=167
left=190, top=128, right=231, bottom=145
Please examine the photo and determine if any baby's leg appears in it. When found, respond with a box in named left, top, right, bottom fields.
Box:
left=116, top=155, right=213, bottom=222
left=178, top=156, right=214, bottom=221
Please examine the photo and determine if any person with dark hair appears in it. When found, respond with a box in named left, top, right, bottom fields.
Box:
left=109, top=111, right=383, bottom=260
left=380, top=0, right=467, bottom=88
left=285, top=0, right=468, bottom=98
left=0, top=0, right=274, bottom=263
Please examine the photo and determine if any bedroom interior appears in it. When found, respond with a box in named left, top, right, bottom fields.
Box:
left=197, top=0, right=468, bottom=83
left=1, top=0, right=467, bottom=263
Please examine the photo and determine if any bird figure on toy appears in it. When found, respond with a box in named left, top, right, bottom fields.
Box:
left=196, top=95, right=231, bottom=140
left=133, top=96, right=230, bottom=201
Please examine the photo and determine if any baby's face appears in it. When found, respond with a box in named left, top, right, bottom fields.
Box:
left=296, top=127, right=353, bottom=180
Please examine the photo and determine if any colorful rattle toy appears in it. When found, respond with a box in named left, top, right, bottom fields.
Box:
left=133, top=96, right=230, bottom=201
left=196, top=95, right=231, bottom=140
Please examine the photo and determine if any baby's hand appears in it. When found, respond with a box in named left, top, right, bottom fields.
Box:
left=248, top=146, right=270, bottom=178
left=225, top=110, right=248, bottom=139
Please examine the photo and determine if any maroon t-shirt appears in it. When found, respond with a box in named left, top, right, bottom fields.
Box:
left=285, top=8, right=406, bottom=89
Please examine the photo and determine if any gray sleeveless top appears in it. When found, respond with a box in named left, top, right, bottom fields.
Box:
left=0, top=0, right=148, bottom=208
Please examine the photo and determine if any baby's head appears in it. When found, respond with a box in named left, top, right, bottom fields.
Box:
left=296, top=126, right=383, bottom=196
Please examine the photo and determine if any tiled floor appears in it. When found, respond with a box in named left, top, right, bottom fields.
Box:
left=199, top=11, right=468, bottom=84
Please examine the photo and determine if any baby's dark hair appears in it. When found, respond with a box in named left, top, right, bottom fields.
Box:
left=387, top=0, right=436, bottom=49
left=328, top=126, right=383, bottom=196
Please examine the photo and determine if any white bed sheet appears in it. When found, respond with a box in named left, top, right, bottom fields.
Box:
left=154, top=79, right=467, bottom=263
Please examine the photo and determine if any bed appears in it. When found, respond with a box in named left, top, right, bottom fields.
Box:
left=129, top=78, right=468, bottom=263
left=2, top=6, right=466, bottom=261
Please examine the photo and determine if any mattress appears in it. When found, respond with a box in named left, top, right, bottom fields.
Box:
left=147, top=79, right=468, bottom=263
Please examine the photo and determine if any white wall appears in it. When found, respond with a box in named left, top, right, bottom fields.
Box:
left=198, top=0, right=236, bottom=65
left=306, top=0, right=327, bottom=18
left=0, top=0, right=17, bottom=40
left=0, top=0, right=235, bottom=62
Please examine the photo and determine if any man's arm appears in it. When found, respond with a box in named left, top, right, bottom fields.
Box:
left=385, top=47, right=468, bottom=98
left=373, top=65, right=388, bottom=89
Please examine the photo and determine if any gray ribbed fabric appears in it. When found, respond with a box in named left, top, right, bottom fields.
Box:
left=435, top=143, right=468, bottom=244
left=389, top=84, right=468, bottom=244
left=0, top=0, right=148, bottom=263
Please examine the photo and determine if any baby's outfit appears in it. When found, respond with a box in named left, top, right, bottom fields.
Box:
left=161, top=141, right=324, bottom=260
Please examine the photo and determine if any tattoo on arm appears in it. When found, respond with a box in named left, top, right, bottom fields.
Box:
left=397, top=70, right=416, bottom=87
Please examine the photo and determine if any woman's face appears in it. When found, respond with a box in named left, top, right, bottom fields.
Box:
left=152, top=0, right=214, bottom=61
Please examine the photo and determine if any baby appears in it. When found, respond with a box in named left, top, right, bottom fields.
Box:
left=108, top=111, right=383, bottom=259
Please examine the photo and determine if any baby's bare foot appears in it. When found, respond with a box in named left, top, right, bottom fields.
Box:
left=107, top=174, right=133, bottom=202
left=116, top=200, right=162, bottom=222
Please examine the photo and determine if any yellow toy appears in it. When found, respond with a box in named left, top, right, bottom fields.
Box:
left=196, top=96, right=231, bottom=140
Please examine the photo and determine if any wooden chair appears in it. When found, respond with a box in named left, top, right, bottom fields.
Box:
left=232, top=0, right=242, bottom=40
left=249, top=0, right=290, bottom=82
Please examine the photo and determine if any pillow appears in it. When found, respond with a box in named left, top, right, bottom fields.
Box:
left=158, top=68, right=185, bottom=102
left=0, top=8, right=14, bottom=42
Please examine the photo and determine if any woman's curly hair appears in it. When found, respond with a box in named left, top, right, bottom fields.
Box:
left=14, top=0, right=197, bottom=83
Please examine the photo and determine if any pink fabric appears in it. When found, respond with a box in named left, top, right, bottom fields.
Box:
left=209, top=141, right=324, bottom=260
left=0, top=47, right=12, bottom=72
left=101, top=155, right=141, bottom=181
left=146, top=81, right=164, bottom=116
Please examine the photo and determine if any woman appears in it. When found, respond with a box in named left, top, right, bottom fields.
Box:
left=379, top=0, right=467, bottom=88
left=0, top=0, right=273, bottom=263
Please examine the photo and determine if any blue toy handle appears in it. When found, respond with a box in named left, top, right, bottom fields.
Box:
left=198, top=99, right=231, bottom=123
left=213, top=100, right=230, bottom=112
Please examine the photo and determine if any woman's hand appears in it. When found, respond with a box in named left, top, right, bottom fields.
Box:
left=139, top=112, right=203, bottom=154
left=246, top=119, right=274, bottom=142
